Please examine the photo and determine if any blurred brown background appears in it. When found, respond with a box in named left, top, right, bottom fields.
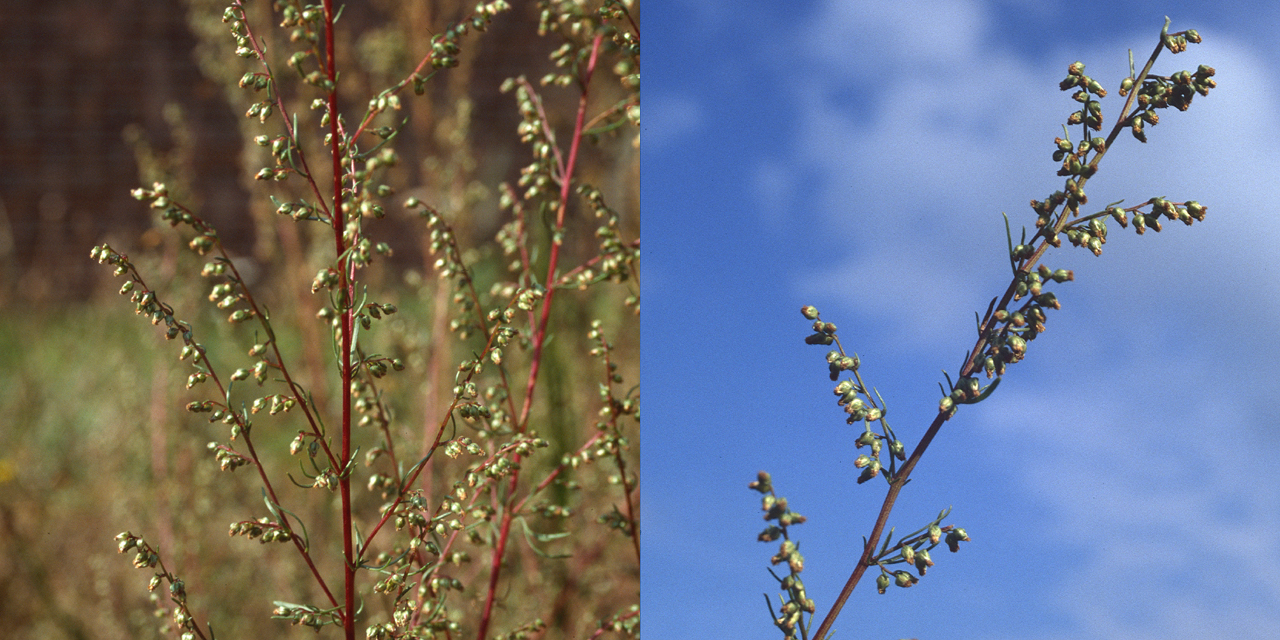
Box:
left=0, top=0, right=634, bottom=303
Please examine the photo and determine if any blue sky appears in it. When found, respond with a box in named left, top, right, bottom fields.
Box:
left=642, top=1, right=1280, bottom=639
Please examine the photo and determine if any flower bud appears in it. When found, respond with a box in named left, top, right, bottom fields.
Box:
left=1131, top=117, right=1147, bottom=142
left=889, top=439, right=905, bottom=460
left=856, top=430, right=877, bottom=449
left=939, top=396, right=955, bottom=414
left=801, top=305, right=819, bottom=320
left=1006, top=335, right=1027, bottom=356
left=857, top=460, right=881, bottom=484
left=928, top=523, right=943, bottom=544
left=1185, top=201, right=1206, bottom=221
left=914, top=548, right=934, bottom=575
left=877, top=573, right=892, bottom=594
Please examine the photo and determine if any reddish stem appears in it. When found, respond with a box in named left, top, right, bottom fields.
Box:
left=475, top=32, right=604, bottom=640
left=811, top=35, right=1174, bottom=640
left=318, top=1, right=356, bottom=638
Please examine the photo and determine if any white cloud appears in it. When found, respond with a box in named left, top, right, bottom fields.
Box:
left=645, top=92, right=703, bottom=152
left=806, top=0, right=989, bottom=71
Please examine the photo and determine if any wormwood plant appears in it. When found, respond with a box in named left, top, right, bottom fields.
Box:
left=91, top=1, right=639, bottom=639
left=749, top=18, right=1215, bottom=640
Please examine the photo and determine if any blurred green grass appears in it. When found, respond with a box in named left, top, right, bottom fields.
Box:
left=0, top=266, right=637, bottom=638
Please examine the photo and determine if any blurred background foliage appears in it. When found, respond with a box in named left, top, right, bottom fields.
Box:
left=0, top=0, right=638, bottom=637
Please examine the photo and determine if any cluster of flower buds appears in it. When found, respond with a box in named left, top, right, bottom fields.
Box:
left=1123, top=62, right=1216, bottom=141
left=939, top=265, right=1068, bottom=415
left=1062, top=197, right=1207, bottom=251
left=801, top=306, right=835, bottom=346
left=1059, top=60, right=1107, bottom=132
left=833, top=376, right=880, bottom=424
left=220, top=5, right=261, bottom=60
left=271, top=602, right=336, bottom=630
left=1161, top=25, right=1201, bottom=54
left=228, top=516, right=293, bottom=544
left=872, top=515, right=971, bottom=594
left=1053, top=134, right=1107, bottom=179
left=772, top=570, right=816, bottom=638
left=92, top=245, right=195, bottom=342
left=115, top=531, right=159, bottom=569
left=750, top=472, right=808, bottom=539
left=208, top=442, right=252, bottom=472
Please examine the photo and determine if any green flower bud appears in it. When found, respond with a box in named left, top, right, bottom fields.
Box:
left=876, top=573, right=892, bottom=594
left=1006, top=335, right=1027, bottom=356
left=894, top=570, right=917, bottom=588
left=856, top=430, right=877, bottom=449
left=889, top=439, right=906, bottom=461
left=749, top=471, right=772, bottom=493
left=801, top=305, right=819, bottom=320
left=844, top=397, right=866, bottom=415
left=939, top=396, right=955, bottom=414
left=914, top=548, right=935, bottom=575
left=857, top=460, right=881, bottom=484
left=805, top=333, right=835, bottom=346
left=1034, top=292, right=1060, bottom=310
left=1185, top=201, right=1206, bottom=221
left=1131, top=117, right=1147, bottom=143
left=1133, top=213, right=1147, bottom=234
left=946, top=528, right=970, bottom=552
